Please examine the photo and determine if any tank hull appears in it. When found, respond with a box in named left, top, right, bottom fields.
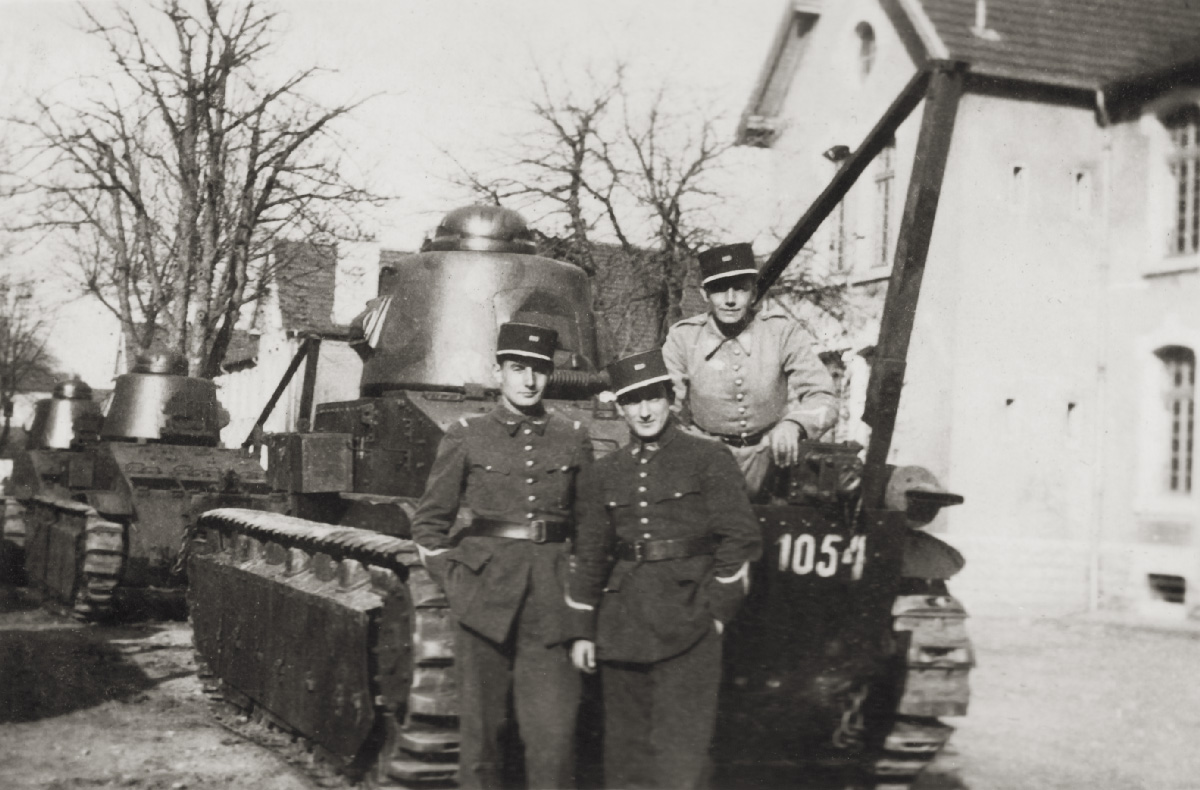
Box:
left=188, top=495, right=969, bottom=786
left=18, top=442, right=286, bottom=619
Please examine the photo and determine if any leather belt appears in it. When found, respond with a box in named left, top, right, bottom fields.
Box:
left=467, top=517, right=571, bottom=544
left=711, top=427, right=770, bottom=448
left=615, top=535, right=715, bottom=562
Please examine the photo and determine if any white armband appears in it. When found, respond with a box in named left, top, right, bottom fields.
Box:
left=715, top=561, right=751, bottom=594
left=565, top=593, right=594, bottom=611
left=417, top=544, right=448, bottom=563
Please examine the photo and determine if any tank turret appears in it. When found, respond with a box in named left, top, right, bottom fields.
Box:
left=355, top=205, right=600, bottom=396
left=101, top=352, right=223, bottom=446
left=26, top=377, right=103, bottom=450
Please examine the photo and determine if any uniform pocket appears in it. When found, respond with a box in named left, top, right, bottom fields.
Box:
left=543, top=451, right=580, bottom=508
left=651, top=476, right=703, bottom=504
left=468, top=450, right=512, bottom=478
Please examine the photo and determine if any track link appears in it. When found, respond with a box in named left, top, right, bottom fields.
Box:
left=22, top=496, right=127, bottom=621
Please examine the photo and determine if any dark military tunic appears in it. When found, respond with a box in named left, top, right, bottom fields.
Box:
left=568, top=422, right=761, bottom=789
left=412, top=405, right=592, bottom=644
left=411, top=404, right=592, bottom=790
left=570, top=422, right=761, bottom=661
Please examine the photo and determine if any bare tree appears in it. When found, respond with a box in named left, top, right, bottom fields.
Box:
left=13, top=0, right=380, bottom=377
left=0, top=278, right=56, bottom=452
left=450, top=67, right=732, bottom=347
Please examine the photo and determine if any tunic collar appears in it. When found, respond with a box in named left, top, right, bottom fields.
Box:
left=700, top=311, right=757, bottom=361
left=491, top=402, right=548, bottom=436
left=628, top=420, right=679, bottom=461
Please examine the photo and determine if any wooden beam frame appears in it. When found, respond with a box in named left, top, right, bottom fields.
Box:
left=859, top=62, right=965, bottom=509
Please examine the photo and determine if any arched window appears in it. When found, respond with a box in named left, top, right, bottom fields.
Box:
left=1157, top=345, right=1195, bottom=493
left=1163, top=105, right=1200, bottom=256
left=856, top=23, right=876, bottom=79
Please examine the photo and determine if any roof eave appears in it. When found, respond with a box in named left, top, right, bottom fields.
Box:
left=879, top=0, right=948, bottom=65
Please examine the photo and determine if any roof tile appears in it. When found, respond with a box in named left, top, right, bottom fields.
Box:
left=920, top=0, right=1200, bottom=89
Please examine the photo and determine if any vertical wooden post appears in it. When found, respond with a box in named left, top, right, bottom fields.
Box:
left=860, top=62, right=965, bottom=509
left=297, top=337, right=322, bottom=433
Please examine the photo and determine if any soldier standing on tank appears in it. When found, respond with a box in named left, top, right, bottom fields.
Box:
left=662, top=242, right=838, bottom=498
left=411, top=322, right=593, bottom=790
left=567, top=349, right=762, bottom=789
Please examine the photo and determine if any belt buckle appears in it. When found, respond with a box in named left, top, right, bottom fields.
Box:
left=529, top=520, right=547, bottom=543
left=632, top=540, right=647, bottom=562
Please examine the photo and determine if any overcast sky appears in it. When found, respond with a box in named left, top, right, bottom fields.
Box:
left=1, top=0, right=785, bottom=384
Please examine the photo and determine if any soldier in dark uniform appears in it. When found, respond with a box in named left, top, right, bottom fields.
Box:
left=662, top=242, right=838, bottom=497
left=567, top=349, right=762, bottom=789
left=411, top=322, right=593, bottom=790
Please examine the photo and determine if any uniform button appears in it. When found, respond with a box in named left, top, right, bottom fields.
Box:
left=675, top=492, right=683, bottom=498
left=561, top=465, right=570, bottom=472
left=485, top=465, right=493, bottom=470
left=640, top=459, right=647, bottom=464
left=643, top=533, right=652, bottom=539
left=528, top=495, right=537, bottom=501
left=738, top=407, right=746, bottom=413
left=740, top=420, right=748, bottom=427
left=639, top=472, right=648, bottom=478
left=638, top=486, right=647, bottom=492
left=736, top=393, right=745, bottom=401
left=526, top=460, right=535, bottom=467
left=524, top=429, right=532, bottom=435
left=608, top=501, right=618, bottom=507
left=640, top=518, right=649, bottom=525
left=526, top=478, right=534, bottom=484
left=735, top=379, right=743, bottom=385
left=639, top=501, right=648, bottom=507
left=525, top=445, right=533, bottom=451
left=734, top=365, right=741, bottom=372
left=527, top=512, right=535, bottom=519
left=733, top=348, right=741, bottom=355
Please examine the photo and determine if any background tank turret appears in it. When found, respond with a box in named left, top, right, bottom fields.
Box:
left=101, top=353, right=224, bottom=445
left=15, top=353, right=284, bottom=619
left=26, top=378, right=103, bottom=450
left=1, top=378, right=104, bottom=584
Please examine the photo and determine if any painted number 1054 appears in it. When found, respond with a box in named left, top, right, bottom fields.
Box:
left=775, top=533, right=867, bottom=579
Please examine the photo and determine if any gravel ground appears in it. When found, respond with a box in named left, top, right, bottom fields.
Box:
left=4, top=585, right=1200, bottom=790
left=916, top=614, right=1200, bottom=790
left=0, top=588, right=312, bottom=790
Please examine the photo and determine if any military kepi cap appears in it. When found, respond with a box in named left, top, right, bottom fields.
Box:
left=496, top=322, right=557, bottom=362
left=698, top=242, right=758, bottom=287
left=607, top=349, right=672, bottom=398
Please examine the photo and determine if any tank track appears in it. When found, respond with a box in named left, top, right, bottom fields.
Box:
left=22, top=496, right=126, bottom=620
left=188, top=508, right=460, bottom=786
left=866, top=593, right=970, bottom=784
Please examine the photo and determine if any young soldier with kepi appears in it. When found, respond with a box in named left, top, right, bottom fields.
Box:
left=568, top=349, right=762, bottom=790
left=411, top=322, right=593, bottom=790
left=662, top=242, right=838, bottom=497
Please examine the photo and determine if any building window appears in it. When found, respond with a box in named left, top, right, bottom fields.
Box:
left=873, top=142, right=895, bottom=268
left=1165, top=105, right=1200, bottom=256
left=856, top=23, right=876, bottom=79
left=1157, top=345, right=1195, bottom=494
left=831, top=200, right=849, bottom=273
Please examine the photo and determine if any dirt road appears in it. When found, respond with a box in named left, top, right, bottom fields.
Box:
left=0, top=588, right=312, bottom=790
left=6, top=583, right=1200, bottom=790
